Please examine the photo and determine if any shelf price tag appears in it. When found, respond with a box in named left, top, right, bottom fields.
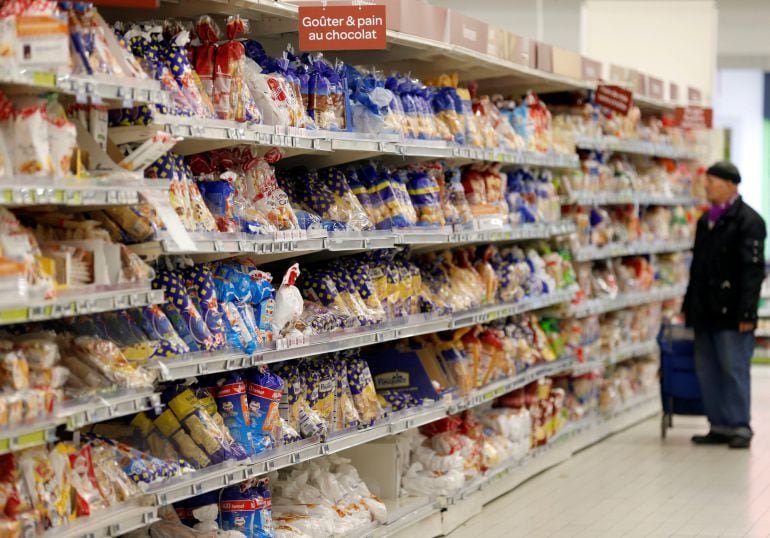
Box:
left=298, top=5, right=387, bottom=51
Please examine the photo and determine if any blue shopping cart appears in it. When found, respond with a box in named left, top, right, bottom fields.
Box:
left=658, top=324, right=705, bottom=439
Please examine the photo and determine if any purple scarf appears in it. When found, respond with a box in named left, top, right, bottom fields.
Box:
left=708, top=194, right=739, bottom=226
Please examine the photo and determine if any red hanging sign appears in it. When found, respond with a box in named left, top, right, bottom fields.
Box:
left=595, top=84, right=633, bottom=115
left=673, top=106, right=713, bottom=129
left=298, top=5, right=387, bottom=51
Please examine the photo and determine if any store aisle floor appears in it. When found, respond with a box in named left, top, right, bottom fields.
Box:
left=451, top=367, right=770, bottom=538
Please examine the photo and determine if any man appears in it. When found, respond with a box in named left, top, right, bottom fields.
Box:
left=683, top=161, right=766, bottom=449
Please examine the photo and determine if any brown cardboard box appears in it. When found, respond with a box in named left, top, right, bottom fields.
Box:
left=487, top=26, right=508, bottom=59
left=648, top=77, right=664, bottom=99
left=688, top=87, right=702, bottom=104
left=446, top=10, right=488, bottom=52
left=536, top=42, right=553, bottom=72
left=581, top=57, right=602, bottom=81
left=552, top=47, right=582, bottom=79
left=634, top=72, right=647, bottom=96
left=378, top=0, right=448, bottom=42
left=670, top=82, right=680, bottom=102
left=609, top=64, right=628, bottom=84
left=508, top=34, right=536, bottom=67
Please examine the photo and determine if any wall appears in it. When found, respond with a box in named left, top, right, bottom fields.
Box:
left=712, top=69, right=765, bottom=219
left=581, top=1, right=717, bottom=102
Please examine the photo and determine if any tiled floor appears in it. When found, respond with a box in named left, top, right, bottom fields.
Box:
left=451, top=368, right=770, bottom=538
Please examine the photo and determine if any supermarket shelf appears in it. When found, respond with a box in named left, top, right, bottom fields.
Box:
left=58, top=389, right=161, bottom=430
left=561, top=284, right=687, bottom=318
left=0, top=391, right=163, bottom=456
left=366, top=497, right=440, bottom=538
left=114, top=1, right=677, bottom=113
left=44, top=501, right=158, bottom=538
left=0, top=285, right=164, bottom=326
left=443, top=393, right=660, bottom=531
left=0, top=178, right=168, bottom=207
left=58, top=341, right=660, bottom=535
left=109, top=114, right=579, bottom=168
left=599, top=339, right=660, bottom=367
left=572, top=239, right=693, bottom=262
left=447, top=355, right=578, bottom=414
left=148, top=357, right=579, bottom=506
left=149, top=402, right=458, bottom=506
left=0, top=72, right=167, bottom=107
left=758, top=308, right=770, bottom=319
left=397, top=220, right=576, bottom=246
left=133, top=221, right=576, bottom=261
left=150, top=288, right=576, bottom=381
left=570, top=338, right=659, bottom=375
left=575, top=135, right=698, bottom=160
left=755, top=329, right=770, bottom=337
left=131, top=230, right=328, bottom=260
left=0, top=420, right=59, bottom=455
left=563, top=191, right=697, bottom=207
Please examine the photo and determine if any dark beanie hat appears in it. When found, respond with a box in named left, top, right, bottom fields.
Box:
left=706, top=161, right=741, bottom=184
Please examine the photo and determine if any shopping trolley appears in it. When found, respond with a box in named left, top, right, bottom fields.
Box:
left=658, top=323, right=704, bottom=439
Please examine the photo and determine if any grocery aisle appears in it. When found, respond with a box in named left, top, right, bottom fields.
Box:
left=452, top=368, right=770, bottom=538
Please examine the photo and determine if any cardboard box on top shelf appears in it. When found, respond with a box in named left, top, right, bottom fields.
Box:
left=670, top=82, right=680, bottom=103
left=608, top=63, right=628, bottom=84
left=632, top=71, right=648, bottom=96
left=648, top=76, right=665, bottom=100
left=487, top=26, right=508, bottom=60
left=446, top=9, right=488, bottom=53
left=552, top=47, right=582, bottom=79
left=536, top=41, right=553, bottom=72
left=508, top=34, right=537, bottom=68
left=378, top=0, right=448, bottom=42
left=581, top=57, right=603, bottom=81
left=688, top=86, right=702, bottom=104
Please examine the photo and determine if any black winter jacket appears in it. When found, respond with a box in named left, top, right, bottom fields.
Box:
left=683, top=196, right=767, bottom=330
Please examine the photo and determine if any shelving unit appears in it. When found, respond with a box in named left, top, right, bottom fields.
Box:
left=0, top=285, right=164, bottom=326
left=62, top=337, right=660, bottom=537
left=150, top=288, right=576, bottom=381
left=574, top=135, right=699, bottom=160
left=560, top=284, right=688, bottom=318
left=563, top=191, right=697, bottom=207
left=0, top=177, right=168, bottom=207
left=0, top=1, right=701, bottom=536
left=572, top=239, right=694, bottom=262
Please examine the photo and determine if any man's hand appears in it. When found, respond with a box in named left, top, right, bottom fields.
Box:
left=739, top=322, right=756, bottom=332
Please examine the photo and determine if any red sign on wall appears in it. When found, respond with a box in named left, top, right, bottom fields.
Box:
left=595, top=84, right=633, bottom=115
left=673, top=106, right=713, bottom=129
left=298, top=5, right=387, bottom=51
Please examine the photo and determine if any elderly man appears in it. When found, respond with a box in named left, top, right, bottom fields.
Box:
left=683, top=161, right=766, bottom=448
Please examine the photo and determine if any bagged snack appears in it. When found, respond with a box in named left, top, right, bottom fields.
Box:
left=217, top=374, right=256, bottom=457
left=247, top=366, right=284, bottom=452
left=163, top=386, right=233, bottom=465
left=184, top=265, right=227, bottom=349
left=334, top=358, right=360, bottom=431
left=14, top=99, right=51, bottom=176
left=345, top=353, right=383, bottom=423
left=219, top=483, right=255, bottom=537
left=213, top=16, right=259, bottom=122
left=154, top=270, right=217, bottom=351
left=192, top=16, right=219, bottom=101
